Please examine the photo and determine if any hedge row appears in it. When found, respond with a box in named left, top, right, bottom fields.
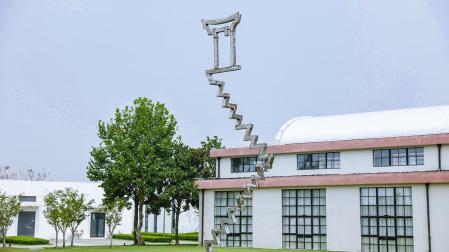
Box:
left=4, top=236, right=50, bottom=245
left=112, top=234, right=172, bottom=243
left=141, top=232, right=198, bottom=241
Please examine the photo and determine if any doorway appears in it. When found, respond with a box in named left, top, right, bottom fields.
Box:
left=90, top=212, right=105, bottom=238
left=17, top=211, right=36, bottom=236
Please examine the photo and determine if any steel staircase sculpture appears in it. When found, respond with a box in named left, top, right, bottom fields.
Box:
left=202, top=12, right=275, bottom=252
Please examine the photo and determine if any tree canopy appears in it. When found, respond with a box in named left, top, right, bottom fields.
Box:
left=64, top=188, right=94, bottom=246
left=43, top=188, right=93, bottom=247
left=192, top=136, right=224, bottom=178
left=87, top=97, right=177, bottom=245
left=0, top=192, right=21, bottom=247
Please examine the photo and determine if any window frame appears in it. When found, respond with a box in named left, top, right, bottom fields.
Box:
left=373, top=147, right=424, bottom=167
left=214, top=191, right=252, bottom=247
left=282, top=189, right=327, bottom=250
left=360, top=187, right=413, bottom=252
left=231, top=157, right=257, bottom=173
left=297, top=152, right=340, bottom=170
left=19, top=196, right=37, bottom=202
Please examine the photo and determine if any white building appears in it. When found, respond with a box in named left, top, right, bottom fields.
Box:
left=197, top=105, right=449, bottom=252
left=0, top=180, right=198, bottom=240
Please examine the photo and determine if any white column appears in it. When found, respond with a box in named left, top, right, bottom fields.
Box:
left=429, top=184, right=449, bottom=252
left=326, top=186, right=361, bottom=252
left=412, top=184, right=429, bottom=252
left=252, top=188, right=282, bottom=248
left=202, top=190, right=215, bottom=241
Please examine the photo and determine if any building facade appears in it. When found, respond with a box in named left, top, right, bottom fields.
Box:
left=197, top=105, right=449, bottom=252
left=0, top=180, right=198, bottom=240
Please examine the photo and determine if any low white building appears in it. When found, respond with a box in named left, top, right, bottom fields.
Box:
left=0, top=180, right=198, bottom=240
left=197, top=105, right=449, bottom=252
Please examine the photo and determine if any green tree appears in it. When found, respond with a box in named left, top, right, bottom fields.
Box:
left=87, top=97, right=177, bottom=245
left=192, top=136, right=224, bottom=178
left=65, top=188, right=94, bottom=246
left=43, top=190, right=63, bottom=247
left=102, top=199, right=126, bottom=248
left=0, top=192, right=21, bottom=247
left=163, top=139, right=199, bottom=245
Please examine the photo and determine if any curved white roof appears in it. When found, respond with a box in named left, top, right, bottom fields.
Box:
left=275, top=105, right=449, bottom=145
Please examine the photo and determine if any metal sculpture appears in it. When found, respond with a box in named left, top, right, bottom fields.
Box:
left=201, top=12, right=275, bottom=252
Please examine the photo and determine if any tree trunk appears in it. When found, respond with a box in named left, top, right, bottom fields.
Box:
left=175, top=209, right=180, bottom=245
left=133, top=199, right=138, bottom=245
left=108, top=224, right=115, bottom=248
left=54, top=227, right=59, bottom=248
left=2, top=229, right=6, bottom=248
left=62, top=230, right=66, bottom=248
left=70, top=228, right=75, bottom=246
left=110, top=230, right=113, bottom=248
left=136, top=203, right=145, bottom=245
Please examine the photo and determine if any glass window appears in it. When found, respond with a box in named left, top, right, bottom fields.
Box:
left=297, top=153, right=340, bottom=170
left=326, top=153, right=340, bottom=169
left=408, top=147, right=424, bottom=166
left=381, top=150, right=390, bottom=167
left=214, top=191, right=252, bottom=247
left=282, top=189, right=326, bottom=250
left=231, top=157, right=256, bottom=173
left=360, top=187, right=413, bottom=252
left=19, top=196, right=36, bottom=202
left=374, top=147, right=424, bottom=167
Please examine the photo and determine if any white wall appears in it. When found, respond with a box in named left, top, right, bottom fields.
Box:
left=0, top=180, right=198, bottom=239
left=202, top=190, right=215, bottom=241
left=201, top=184, right=446, bottom=251
left=326, top=186, right=361, bottom=252
left=428, top=184, right=449, bottom=252
left=411, top=185, right=429, bottom=252
left=252, top=189, right=282, bottom=248
left=441, top=144, right=449, bottom=170
left=219, top=145, right=441, bottom=179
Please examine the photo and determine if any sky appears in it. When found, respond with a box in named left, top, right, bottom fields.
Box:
left=1, top=0, right=449, bottom=181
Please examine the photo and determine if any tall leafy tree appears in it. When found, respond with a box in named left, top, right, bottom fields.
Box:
left=163, top=139, right=199, bottom=245
left=87, top=97, right=177, bottom=245
left=0, top=192, right=21, bottom=247
left=102, top=199, right=126, bottom=248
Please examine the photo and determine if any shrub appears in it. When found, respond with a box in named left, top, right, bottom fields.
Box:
left=178, top=232, right=198, bottom=241
left=140, top=232, right=198, bottom=241
left=142, top=236, right=172, bottom=243
left=112, top=234, right=172, bottom=243
left=112, top=234, right=134, bottom=241
left=140, top=232, right=172, bottom=238
left=5, top=236, right=49, bottom=245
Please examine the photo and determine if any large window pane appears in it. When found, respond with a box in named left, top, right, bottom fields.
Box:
left=282, top=189, right=326, bottom=250
left=231, top=157, right=256, bottom=173
left=374, top=147, right=424, bottom=167
left=360, top=187, right=413, bottom=252
left=298, top=153, right=340, bottom=170
left=214, top=191, right=252, bottom=247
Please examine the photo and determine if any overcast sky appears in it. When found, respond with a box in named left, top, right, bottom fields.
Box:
left=1, top=0, right=449, bottom=181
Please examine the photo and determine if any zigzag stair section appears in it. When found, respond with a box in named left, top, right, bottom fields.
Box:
left=203, top=73, right=274, bottom=252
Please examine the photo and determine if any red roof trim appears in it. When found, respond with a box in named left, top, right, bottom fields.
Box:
left=196, top=171, right=449, bottom=189
left=210, top=133, right=449, bottom=157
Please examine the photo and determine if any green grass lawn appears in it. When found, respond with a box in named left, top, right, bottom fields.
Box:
left=0, top=244, right=330, bottom=252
